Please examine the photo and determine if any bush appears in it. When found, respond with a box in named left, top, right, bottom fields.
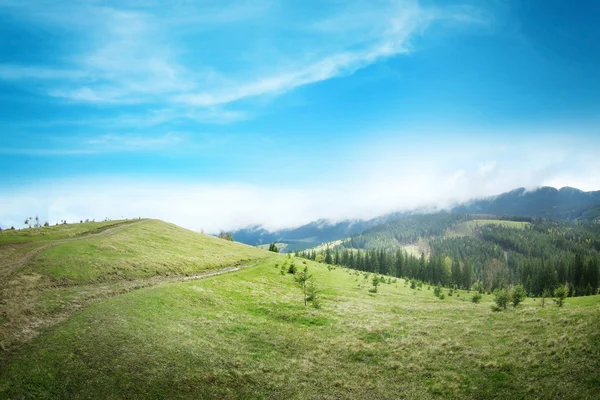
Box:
left=471, top=293, right=482, bottom=304
left=438, top=293, right=445, bottom=300
left=448, top=289, right=453, bottom=297
left=306, top=281, right=321, bottom=309
left=493, top=289, right=510, bottom=310
left=541, top=288, right=551, bottom=307
left=287, top=263, right=297, bottom=274
left=554, top=285, right=567, bottom=307
left=433, top=285, right=442, bottom=298
left=511, top=285, right=527, bottom=308
left=472, top=282, right=484, bottom=294
left=410, top=279, right=417, bottom=289
left=370, top=275, right=380, bottom=293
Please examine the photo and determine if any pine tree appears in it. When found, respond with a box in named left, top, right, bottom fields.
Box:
left=324, top=248, right=333, bottom=265
left=394, top=249, right=404, bottom=278
left=451, top=258, right=461, bottom=287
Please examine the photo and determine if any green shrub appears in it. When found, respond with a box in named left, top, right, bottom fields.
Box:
left=288, top=263, right=297, bottom=274
left=306, top=281, right=321, bottom=309
left=554, top=285, right=567, bottom=307
left=511, top=285, right=527, bottom=308
left=471, top=293, right=482, bottom=304
left=472, top=282, right=484, bottom=294
left=493, top=289, right=510, bottom=310
left=370, top=275, right=380, bottom=293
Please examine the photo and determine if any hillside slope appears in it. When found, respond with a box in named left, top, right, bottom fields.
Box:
left=2, top=258, right=599, bottom=399
left=0, top=219, right=268, bottom=353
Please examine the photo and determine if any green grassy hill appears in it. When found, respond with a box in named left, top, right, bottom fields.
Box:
left=1, top=257, right=599, bottom=399
left=1, top=220, right=599, bottom=399
left=0, top=219, right=268, bottom=353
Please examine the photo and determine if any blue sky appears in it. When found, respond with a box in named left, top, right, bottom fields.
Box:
left=1, top=0, right=599, bottom=231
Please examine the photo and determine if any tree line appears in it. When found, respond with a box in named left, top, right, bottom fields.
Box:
left=299, top=219, right=600, bottom=297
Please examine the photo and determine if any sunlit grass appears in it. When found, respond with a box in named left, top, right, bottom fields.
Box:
left=2, top=256, right=598, bottom=399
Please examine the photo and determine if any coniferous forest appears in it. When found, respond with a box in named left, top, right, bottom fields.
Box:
left=300, top=214, right=600, bottom=297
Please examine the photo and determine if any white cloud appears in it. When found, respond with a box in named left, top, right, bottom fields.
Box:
left=0, top=0, right=481, bottom=121
left=1, top=135, right=598, bottom=232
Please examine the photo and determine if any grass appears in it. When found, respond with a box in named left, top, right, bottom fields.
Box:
left=0, top=220, right=135, bottom=244
left=2, top=256, right=599, bottom=399
left=29, top=220, right=267, bottom=284
left=0, top=220, right=268, bottom=354
left=309, top=239, right=348, bottom=253
left=447, top=219, right=531, bottom=238
left=257, top=242, right=288, bottom=252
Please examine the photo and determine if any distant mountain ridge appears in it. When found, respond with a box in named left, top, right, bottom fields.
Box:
left=232, top=213, right=407, bottom=252
left=453, top=186, right=600, bottom=220
left=232, top=186, right=600, bottom=250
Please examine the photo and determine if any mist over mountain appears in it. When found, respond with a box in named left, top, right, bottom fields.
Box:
left=232, top=212, right=408, bottom=252
left=233, top=186, right=600, bottom=250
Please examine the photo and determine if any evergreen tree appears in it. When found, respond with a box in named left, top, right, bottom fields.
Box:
left=324, top=248, right=333, bottom=265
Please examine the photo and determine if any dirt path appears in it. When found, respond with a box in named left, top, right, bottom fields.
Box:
left=0, top=262, right=253, bottom=358
left=0, top=219, right=262, bottom=357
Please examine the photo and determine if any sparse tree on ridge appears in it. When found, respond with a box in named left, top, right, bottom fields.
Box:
left=218, top=231, right=234, bottom=241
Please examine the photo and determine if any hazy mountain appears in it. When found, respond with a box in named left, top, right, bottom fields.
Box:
left=232, top=212, right=410, bottom=251
left=452, top=186, right=600, bottom=220
left=233, top=187, right=600, bottom=251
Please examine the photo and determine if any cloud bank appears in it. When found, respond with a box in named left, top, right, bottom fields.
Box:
left=2, top=136, right=598, bottom=232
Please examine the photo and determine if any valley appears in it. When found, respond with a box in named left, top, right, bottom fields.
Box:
left=1, top=213, right=599, bottom=399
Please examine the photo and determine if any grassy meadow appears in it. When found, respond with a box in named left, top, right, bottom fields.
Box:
left=2, top=254, right=599, bottom=399
left=446, top=219, right=531, bottom=238
left=0, top=220, right=268, bottom=354
left=0, top=219, right=136, bottom=244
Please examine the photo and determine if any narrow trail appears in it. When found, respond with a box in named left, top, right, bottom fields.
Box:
left=0, top=220, right=147, bottom=281
left=0, top=217, right=260, bottom=356
left=162, top=264, right=248, bottom=284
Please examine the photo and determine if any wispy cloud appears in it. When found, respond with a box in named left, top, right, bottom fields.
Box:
left=0, top=133, right=186, bottom=156
left=0, top=0, right=482, bottom=122
left=0, top=65, right=88, bottom=80
left=1, top=134, right=598, bottom=231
